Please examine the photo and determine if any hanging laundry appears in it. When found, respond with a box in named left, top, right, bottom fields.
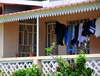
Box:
left=94, top=17, right=100, bottom=37
left=89, top=19, right=96, bottom=34
left=78, top=23, right=89, bottom=46
left=55, top=21, right=66, bottom=45
left=71, top=24, right=79, bottom=45
left=82, top=21, right=91, bottom=37
left=66, top=25, right=75, bottom=54
left=64, top=26, right=68, bottom=45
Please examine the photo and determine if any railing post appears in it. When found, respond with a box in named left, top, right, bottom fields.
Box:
left=34, top=58, right=42, bottom=70
left=37, top=59, right=42, bottom=70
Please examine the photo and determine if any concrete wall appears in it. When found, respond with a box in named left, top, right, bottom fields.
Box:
left=90, top=35, right=100, bottom=54
left=4, top=22, right=19, bottom=57
left=0, top=23, right=4, bottom=57
left=39, top=9, right=100, bottom=56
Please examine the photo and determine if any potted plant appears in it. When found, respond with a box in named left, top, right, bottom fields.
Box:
left=30, top=47, right=34, bottom=57
left=15, top=53, right=19, bottom=57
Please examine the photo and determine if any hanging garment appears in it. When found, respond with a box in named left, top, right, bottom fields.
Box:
left=66, top=25, right=75, bottom=54
left=71, top=24, right=79, bottom=45
left=82, top=21, right=91, bottom=37
left=55, top=21, right=66, bottom=45
left=89, top=19, right=96, bottom=34
left=78, top=23, right=88, bottom=46
left=94, top=17, right=100, bottom=37
left=64, top=26, right=68, bottom=45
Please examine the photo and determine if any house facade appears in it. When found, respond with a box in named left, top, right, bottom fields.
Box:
left=0, top=0, right=100, bottom=76
left=0, top=0, right=100, bottom=57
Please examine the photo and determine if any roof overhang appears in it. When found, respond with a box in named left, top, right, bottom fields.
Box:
left=0, top=2, right=35, bottom=6
left=0, top=1, right=44, bottom=6
left=0, top=0, right=100, bottom=23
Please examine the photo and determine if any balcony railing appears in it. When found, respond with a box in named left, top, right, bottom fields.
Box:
left=0, top=54, right=100, bottom=76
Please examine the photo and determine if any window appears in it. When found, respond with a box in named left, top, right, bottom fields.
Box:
left=19, top=19, right=37, bottom=57
left=46, top=21, right=58, bottom=55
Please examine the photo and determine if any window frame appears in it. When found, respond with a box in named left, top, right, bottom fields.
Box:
left=19, top=19, right=37, bottom=57
left=45, top=21, right=58, bottom=55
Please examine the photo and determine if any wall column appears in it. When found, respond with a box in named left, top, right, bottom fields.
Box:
left=0, top=23, right=4, bottom=57
left=36, top=17, right=39, bottom=56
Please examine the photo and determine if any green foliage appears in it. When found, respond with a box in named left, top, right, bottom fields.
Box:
left=75, top=50, right=86, bottom=70
left=0, top=70, right=1, bottom=73
left=69, top=51, right=92, bottom=76
left=52, top=57, right=74, bottom=76
left=12, top=64, right=42, bottom=76
left=0, top=70, right=5, bottom=76
left=30, top=47, right=34, bottom=53
left=45, top=42, right=56, bottom=55
left=53, top=72, right=63, bottom=76
left=45, top=46, right=93, bottom=76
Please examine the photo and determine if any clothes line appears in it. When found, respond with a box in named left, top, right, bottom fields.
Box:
left=54, top=16, right=100, bottom=54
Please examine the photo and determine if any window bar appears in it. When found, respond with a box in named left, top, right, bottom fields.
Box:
left=32, top=21, right=34, bottom=53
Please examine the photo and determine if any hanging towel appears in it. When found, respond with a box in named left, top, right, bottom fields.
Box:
left=94, top=17, right=100, bottom=37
